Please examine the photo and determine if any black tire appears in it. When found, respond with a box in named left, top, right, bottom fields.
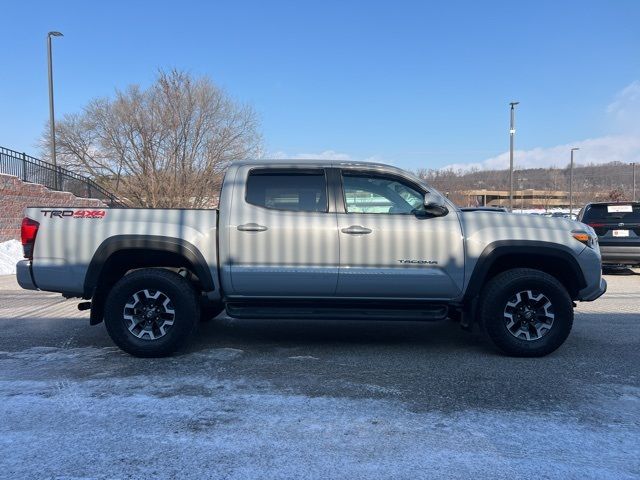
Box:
left=479, top=268, right=573, bottom=357
left=103, top=268, right=199, bottom=357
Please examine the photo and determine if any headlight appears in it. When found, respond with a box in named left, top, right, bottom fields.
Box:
left=572, top=230, right=597, bottom=248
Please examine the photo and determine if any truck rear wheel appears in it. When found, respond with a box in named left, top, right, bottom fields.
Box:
left=479, top=268, right=573, bottom=357
left=103, top=268, right=199, bottom=357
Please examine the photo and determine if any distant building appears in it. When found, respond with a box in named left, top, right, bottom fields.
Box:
left=462, top=189, right=569, bottom=208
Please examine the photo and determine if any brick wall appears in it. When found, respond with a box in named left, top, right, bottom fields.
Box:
left=0, top=173, right=107, bottom=242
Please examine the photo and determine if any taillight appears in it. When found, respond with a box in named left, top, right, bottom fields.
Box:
left=21, top=217, right=39, bottom=259
left=588, top=223, right=605, bottom=228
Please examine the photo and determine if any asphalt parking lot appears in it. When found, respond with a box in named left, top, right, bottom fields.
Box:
left=0, top=272, right=638, bottom=479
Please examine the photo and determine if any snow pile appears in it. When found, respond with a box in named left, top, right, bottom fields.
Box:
left=0, top=240, right=23, bottom=275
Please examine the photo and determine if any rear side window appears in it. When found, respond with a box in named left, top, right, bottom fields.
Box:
left=582, top=204, right=640, bottom=223
left=246, top=169, right=328, bottom=212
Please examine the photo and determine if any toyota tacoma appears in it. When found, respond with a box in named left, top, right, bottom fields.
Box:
left=16, top=160, right=606, bottom=357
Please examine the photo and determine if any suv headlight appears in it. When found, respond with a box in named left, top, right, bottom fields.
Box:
left=572, top=229, right=597, bottom=248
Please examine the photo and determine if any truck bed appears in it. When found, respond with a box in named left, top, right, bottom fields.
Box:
left=23, top=207, right=219, bottom=296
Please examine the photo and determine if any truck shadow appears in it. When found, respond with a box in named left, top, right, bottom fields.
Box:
left=191, top=316, right=483, bottom=352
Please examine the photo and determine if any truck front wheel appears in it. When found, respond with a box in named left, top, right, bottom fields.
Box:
left=103, top=269, right=199, bottom=357
left=479, top=268, right=573, bottom=357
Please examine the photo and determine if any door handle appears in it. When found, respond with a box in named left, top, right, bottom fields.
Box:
left=341, top=225, right=372, bottom=235
left=237, top=223, right=268, bottom=232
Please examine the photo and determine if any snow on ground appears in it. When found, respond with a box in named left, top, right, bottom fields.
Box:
left=515, top=208, right=581, bottom=215
left=0, top=240, right=22, bottom=275
left=0, top=346, right=638, bottom=479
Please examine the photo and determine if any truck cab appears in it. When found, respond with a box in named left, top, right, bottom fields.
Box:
left=218, top=161, right=464, bottom=300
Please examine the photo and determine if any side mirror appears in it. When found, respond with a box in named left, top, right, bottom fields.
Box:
left=423, top=192, right=449, bottom=217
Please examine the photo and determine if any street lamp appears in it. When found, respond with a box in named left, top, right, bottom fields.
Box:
left=519, top=177, right=527, bottom=212
left=569, top=147, right=579, bottom=215
left=47, top=31, right=63, bottom=189
left=509, top=101, right=519, bottom=212
left=632, top=162, right=636, bottom=202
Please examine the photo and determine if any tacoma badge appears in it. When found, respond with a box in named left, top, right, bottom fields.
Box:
left=398, top=259, right=438, bottom=265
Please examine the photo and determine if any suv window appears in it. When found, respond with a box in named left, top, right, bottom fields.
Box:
left=341, top=172, right=424, bottom=214
left=246, top=169, right=328, bottom=212
left=581, top=203, right=640, bottom=223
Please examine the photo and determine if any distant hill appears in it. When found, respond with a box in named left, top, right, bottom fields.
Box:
left=417, top=161, right=637, bottom=207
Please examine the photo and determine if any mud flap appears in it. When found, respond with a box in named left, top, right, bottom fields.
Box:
left=89, top=288, right=106, bottom=325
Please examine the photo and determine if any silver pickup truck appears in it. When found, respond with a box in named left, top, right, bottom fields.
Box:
left=16, top=160, right=606, bottom=357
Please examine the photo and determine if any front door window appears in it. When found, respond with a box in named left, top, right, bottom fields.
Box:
left=341, top=172, right=424, bottom=214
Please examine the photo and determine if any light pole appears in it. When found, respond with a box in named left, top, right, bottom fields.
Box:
left=569, top=147, right=579, bottom=215
left=509, top=101, right=519, bottom=212
left=47, top=31, right=63, bottom=189
left=519, top=177, right=527, bottom=212
left=632, top=162, right=636, bottom=202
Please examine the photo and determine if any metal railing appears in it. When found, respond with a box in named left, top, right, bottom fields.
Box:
left=0, top=146, right=124, bottom=206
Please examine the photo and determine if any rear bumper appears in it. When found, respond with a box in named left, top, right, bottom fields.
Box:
left=600, top=245, right=640, bottom=265
left=16, top=260, right=38, bottom=290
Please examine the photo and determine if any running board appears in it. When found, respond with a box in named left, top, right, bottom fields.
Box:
left=225, top=302, right=449, bottom=321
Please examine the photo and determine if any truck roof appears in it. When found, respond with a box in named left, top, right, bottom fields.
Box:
left=234, top=158, right=390, bottom=168
left=232, top=158, right=418, bottom=179
left=232, top=159, right=435, bottom=196
left=584, top=201, right=640, bottom=206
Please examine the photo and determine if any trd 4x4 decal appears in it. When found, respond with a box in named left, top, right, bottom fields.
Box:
left=73, top=210, right=107, bottom=219
left=41, top=209, right=106, bottom=219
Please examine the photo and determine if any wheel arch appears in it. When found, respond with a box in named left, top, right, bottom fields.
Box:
left=464, top=241, right=587, bottom=302
left=84, top=235, right=215, bottom=298
left=84, top=235, right=216, bottom=325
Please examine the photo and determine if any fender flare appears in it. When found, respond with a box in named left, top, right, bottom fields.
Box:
left=83, top=235, right=215, bottom=298
left=463, top=240, right=586, bottom=302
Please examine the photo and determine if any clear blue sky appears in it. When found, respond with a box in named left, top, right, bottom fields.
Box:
left=1, top=0, right=639, bottom=170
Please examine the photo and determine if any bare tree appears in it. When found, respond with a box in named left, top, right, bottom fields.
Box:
left=41, top=69, right=262, bottom=207
left=608, top=188, right=627, bottom=202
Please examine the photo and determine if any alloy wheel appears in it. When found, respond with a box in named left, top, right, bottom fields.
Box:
left=503, top=289, right=555, bottom=341
left=123, top=289, right=176, bottom=340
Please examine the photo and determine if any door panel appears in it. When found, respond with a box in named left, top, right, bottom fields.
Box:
left=336, top=170, right=464, bottom=299
left=227, top=167, right=339, bottom=296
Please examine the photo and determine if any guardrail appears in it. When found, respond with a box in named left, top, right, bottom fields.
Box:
left=0, top=146, right=124, bottom=207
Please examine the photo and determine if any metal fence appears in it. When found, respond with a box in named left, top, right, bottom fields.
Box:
left=0, top=146, right=124, bottom=206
